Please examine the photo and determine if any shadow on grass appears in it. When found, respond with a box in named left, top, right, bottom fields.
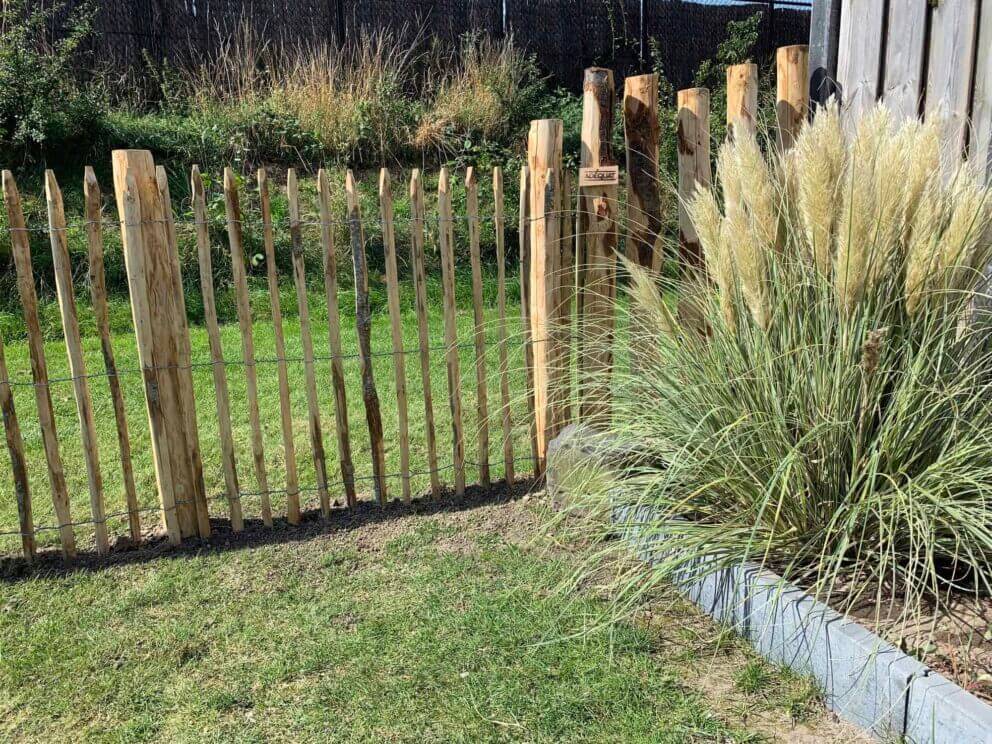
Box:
left=0, top=477, right=542, bottom=582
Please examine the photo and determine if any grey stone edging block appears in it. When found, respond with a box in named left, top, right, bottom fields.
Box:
left=548, top=425, right=992, bottom=743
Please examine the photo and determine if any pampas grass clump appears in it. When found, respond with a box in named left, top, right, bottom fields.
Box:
left=559, top=103, right=992, bottom=630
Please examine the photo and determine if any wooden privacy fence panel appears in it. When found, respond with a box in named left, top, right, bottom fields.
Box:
left=0, top=153, right=537, bottom=559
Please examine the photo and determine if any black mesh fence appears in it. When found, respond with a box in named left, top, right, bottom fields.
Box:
left=36, top=0, right=811, bottom=91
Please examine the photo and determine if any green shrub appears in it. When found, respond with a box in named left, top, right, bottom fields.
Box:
left=559, top=105, right=992, bottom=630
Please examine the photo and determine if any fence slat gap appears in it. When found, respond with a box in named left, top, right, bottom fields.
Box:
left=466, top=167, right=491, bottom=488
left=438, top=167, right=466, bottom=495
left=287, top=169, right=331, bottom=519
left=492, top=167, right=514, bottom=484
left=155, top=166, right=210, bottom=539
left=347, top=170, right=388, bottom=505
left=557, top=171, right=575, bottom=430
left=318, top=169, right=357, bottom=508
left=409, top=170, right=441, bottom=498
left=379, top=169, right=411, bottom=503
left=224, top=167, right=273, bottom=527
left=3, top=170, right=76, bottom=559
left=259, top=168, right=301, bottom=525
left=192, top=165, right=243, bottom=532
left=0, top=330, right=35, bottom=560
left=85, top=168, right=141, bottom=543
left=46, top=170, right=109, bottom=554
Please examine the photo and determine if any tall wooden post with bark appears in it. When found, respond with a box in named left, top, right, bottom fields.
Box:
left=676, top=88, right=711, bottom=273
left=578, top=67, right=619, bottom=424
left=726, top=63, right=759, bottom=140
left=526, top=119, right=563, bottom=472
left=112, top=150, right=207, bottom=543
left=624, top=73, right=664, bottom=272
left=776, top=45, right=809, bottom=150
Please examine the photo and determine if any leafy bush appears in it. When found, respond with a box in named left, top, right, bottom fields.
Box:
left=0, top=0, right=105, bottom=160
left=559, top=105, right=992, bottom=629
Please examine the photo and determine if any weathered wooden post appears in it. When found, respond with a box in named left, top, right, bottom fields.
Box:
left=777, top=45, right=809, bottom=150
left=112, top=150, right=208, bottom=543
left=578, top=67, right=619, bottom=424
left=624, top=73, right=664, bottom=272
left=527, top=118, right=563, bottom=472
left=727, top=62, right=759, bottom=140
left=676, top=88, right=711, bottom=273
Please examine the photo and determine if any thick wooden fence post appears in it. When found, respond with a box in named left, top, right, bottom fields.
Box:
left=527, top=118, right=563, bottom=471
left=676, top=88, right=711, bottom=273
left=624, top=73, right=664, bottom=272
left=727, top=62, right=759, bottom=140
left=777, top=45, right=809, bottom=150
left=112, top=150, right=206, bottom=543
left=578, top=67, right=618, bottom=425
left=518, top=166, right=540, bottom=472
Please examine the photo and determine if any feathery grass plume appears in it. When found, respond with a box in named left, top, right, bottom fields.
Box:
left=717, top=140, right=742, bottom=213
left=552, top=100, right=992, bottom=641
left=834, top=105, right=894, bottom=313
left=734, top=130, right=779, bottom=251
left=688, top=187, right=735, bottom=328
left=623, top=257, right=680, bottom=339
left=795, top=98, right=845, bottom=277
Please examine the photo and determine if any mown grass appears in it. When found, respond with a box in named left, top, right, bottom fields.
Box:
left=0, top=489, right=835, bottom=742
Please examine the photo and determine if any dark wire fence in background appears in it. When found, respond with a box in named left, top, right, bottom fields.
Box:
left=36, top=0, right=810, bottom=92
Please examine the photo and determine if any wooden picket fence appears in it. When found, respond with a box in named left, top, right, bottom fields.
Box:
left=0, top=44, right=811, bottom=563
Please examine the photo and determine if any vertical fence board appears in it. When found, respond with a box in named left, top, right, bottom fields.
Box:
left=85, top=168, right=141, bottom=543
left=438, top=167, right=466, bottom=495
left=577, top=68, right=617, bottom=427
left=0, top=331, right=34, bottom=560
left=776, top=45, right=810, bottom=150
left=836, top=0, right=886, bottom=125
left=287, top=169, right=331, bottom=518
left=726, top=63, right=759, bottom=139
left=971, top=2, right=992, bottom=178
left=676, top=88, right=711, bottom=272
left=883, top=0, right=928, bottom=121
left=224, top=167, right=273, bottom=526
left=259, top=169, right=301, bottom=524
left=409, top=170, right=441, bottom=498
left=466, top=168, right=490, bottom=487
left=379, top=169, right=411, bottom=503
left=493, top=167, right=514, bottom=484
left=519, top=165, right=539, bottom=472
left=155, top=167, right=210, bottom=539
left=347, top=170, right=388, bottom=505
left=3, top=171, right=76, bottom=558
left=192, top=166, right=243, bottom=532
left=927, top=0, right=979, bottom=160
left=624, top=73, right=664, bottom=272
left=318, top=169, right=357, bottom=508
left=46, top=171, right=109, bottom=554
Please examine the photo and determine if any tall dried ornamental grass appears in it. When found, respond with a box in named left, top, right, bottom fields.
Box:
left=556, top=103, right=992, bottom=635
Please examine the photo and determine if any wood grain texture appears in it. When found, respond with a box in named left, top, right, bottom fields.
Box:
left=259, top=168, right=301, bottom=524
left=623, top=73, right=664, bottom=272
left=776, top=45, right=809, bottom=150
left=85, top=168, right=141, bottom=543
left=465, top=167, right=490, bottom=487
left=518, top=165, right=539, bottom=472
left=492, top=167, right=515, bottom=484
left=836, top=0, right=886, bottom=125
left=0, top=330, right=34, bottom=559
left=409, top=171, right=441, bottom=497
left=155, top=166, right=210, bottom=539
left=438, top=167, right=466, bottom=494
left=676, top=88, right=711, bottom=272
left=379, top=169, right=411, bottom=502
left=223, top=167, right=273, bottom=526
left=927, top=0, right=979, bottom=161
left=726, top=63, right=759, bottom=140
left=882, top=0, right=928, bottom=121
left=192, top=165, right=243, bottom=532
left=46, top=170, right=109, bottom=554
left=287, top=169, right=331, bottom=518
left=347, top=170, right=388, bottom=504
left=971, top=0, right=992, bottom=178
left=577, top=67, right=617, bottom=426
left=318, top=169, right=357, bottom=507
left=4, top=170, right=75, bottom=558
